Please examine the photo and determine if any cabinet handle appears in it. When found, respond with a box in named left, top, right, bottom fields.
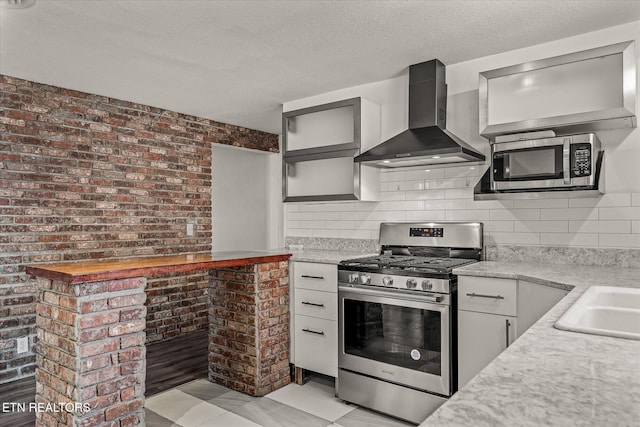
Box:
left=301, top=301, right=325, bottom=308
left=466, top=292, right=504, bottom=300
left=301, top=274, right=325, bottom=280
left=302, top=328, right=325, bottom=336
left=505, top=319, right=511, bottom=348
left=563, top=138, right=571, bottom=185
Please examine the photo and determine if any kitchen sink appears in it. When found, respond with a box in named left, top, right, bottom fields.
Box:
left=554, top=286, right=640, bottom=340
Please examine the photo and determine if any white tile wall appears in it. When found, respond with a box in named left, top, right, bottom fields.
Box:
left=283, top=22, right=640, bottom=251
left=285, top=165, right=640, bottom=249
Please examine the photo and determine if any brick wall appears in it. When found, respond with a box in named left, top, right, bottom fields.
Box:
left=0, top=75, right=279, bottom=384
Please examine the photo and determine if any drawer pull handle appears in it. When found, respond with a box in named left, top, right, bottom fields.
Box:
left=505, top=319, right=511, bottom=348
left=466, top=292, right=504, bottom=300
left=301, top=301, right=325, bottom=308
left=302, top=328, right=325, bottom=336
left=301, top=274, right=325, bottom=280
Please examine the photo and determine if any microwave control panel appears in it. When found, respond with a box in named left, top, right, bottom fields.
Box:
left=570, top=143, right=592, bottom=177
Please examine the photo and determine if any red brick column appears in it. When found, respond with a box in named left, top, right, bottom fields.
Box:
left=208, top=261, right=290, bottom=396
left=34, top=277, right=146, bottom=427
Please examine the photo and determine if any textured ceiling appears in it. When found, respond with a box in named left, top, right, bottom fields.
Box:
left=2, top=0, right=640, bottom=134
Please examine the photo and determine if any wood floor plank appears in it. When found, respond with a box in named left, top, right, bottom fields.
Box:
left=145, top=329, right=209, bottom=397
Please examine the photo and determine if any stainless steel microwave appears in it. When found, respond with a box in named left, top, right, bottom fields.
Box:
left=490, top=133, right=602, bottom=192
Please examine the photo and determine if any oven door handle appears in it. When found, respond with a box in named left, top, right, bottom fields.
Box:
left=339, top=284, right=443, bottom=304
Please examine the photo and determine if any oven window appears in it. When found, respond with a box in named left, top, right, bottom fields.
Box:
left=343, top=299, right=442, bottom=375
left=493, top=146, right=563, bottom=181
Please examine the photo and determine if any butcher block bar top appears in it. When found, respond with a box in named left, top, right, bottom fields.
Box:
left=26, top=249, right=292, bottom=283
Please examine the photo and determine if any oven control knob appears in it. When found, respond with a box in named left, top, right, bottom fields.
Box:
left=348, top=273, right=359, bottom=284
left=360, top=275, right=371, bottom=285
left=382, top=276, right=394, bottom=287
left=422, top=280, right=433, bottom=291
left=406, top=278, right=417, bottom=289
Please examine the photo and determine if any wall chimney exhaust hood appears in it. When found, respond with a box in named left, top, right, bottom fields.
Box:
left=355, top=59, right=485, bottom=168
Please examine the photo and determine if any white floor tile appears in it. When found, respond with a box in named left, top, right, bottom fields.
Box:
left=196, top=411, right=263, bottom=427
left=145, top=389, right=227, bottom=427
left=303, top=378, right=336, bottom=396
left=265, top=381, right=355, bottom=422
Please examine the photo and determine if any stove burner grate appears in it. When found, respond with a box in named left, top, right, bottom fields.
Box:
left=341, top=255, right=475, bottom=272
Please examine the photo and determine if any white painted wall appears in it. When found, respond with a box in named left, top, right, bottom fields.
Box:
left=283, top=21, right=640, bottom=249
left=212, top=145, right=282, bottom=251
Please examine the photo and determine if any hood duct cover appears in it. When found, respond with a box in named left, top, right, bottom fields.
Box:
left=355, top=59, right=485, bottom=168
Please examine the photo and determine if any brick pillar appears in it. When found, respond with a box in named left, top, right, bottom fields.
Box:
left=34, top=277, right=146, bottom=427
left=208, top=261, right=290, bottom=396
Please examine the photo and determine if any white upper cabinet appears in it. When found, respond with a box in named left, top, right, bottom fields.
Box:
left=479, top=40, right=636, bottom=139
left=285, top=104, right=356, bottom=152
left=283, top=97, right=381, bottom=156
left=282, top=97, right=381, bottom=202
left=285, top=156, right=356, bottom=199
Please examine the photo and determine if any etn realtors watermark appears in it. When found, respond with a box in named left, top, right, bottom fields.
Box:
left=2, top=402, right=91, bottom=414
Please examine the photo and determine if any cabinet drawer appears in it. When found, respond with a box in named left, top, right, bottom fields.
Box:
left=293, top=262, right=337, bottom=292
left=295, top=289, right=337, bottom=321
left=458, top=276, right=517, bottom=316
left=294, top=315, right=337, bottom=377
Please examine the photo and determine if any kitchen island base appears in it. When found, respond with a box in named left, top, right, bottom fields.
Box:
left=34, top=276, right=148, bottom=427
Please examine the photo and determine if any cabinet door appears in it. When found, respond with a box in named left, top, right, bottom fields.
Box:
left=458, top=310, right=517, bottom=389
left=294, top=315, right=337, bottom=377
left=284, top=156, right=358, bottom=201
left=285, top=103, right=356, bottom=152
left=479, top=41, right=635, bottom=138
left=517, top=280, right=568, bottom=337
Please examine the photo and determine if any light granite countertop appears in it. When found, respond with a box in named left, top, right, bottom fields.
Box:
left=288, top=248, right=378, bottom=264
left=422, top=261, right=640, bottom=427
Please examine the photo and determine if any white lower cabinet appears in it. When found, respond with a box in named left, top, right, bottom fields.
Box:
left=457, top=275, right=568, bottom=389
left=457, top=310, right=517, bottom=388
left=294, top=316, right=337, bottom=377
left=290, top=261, right=338, bottom=378
left=517, top=279, right=569, bottom=336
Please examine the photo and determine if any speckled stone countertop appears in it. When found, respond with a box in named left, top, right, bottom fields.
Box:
left=288, top=248, right=378, bottom=264
left=423, top=261, right=640, bottom=427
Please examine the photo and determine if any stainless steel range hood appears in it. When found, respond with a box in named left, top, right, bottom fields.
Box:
left=355, top=59, right=485, bottom=168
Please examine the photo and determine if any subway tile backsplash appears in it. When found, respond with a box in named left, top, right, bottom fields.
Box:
left=286, top=166, right=640, bottom=250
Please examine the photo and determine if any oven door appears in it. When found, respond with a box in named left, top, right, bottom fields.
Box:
left=338, top=285, right=452, bottom=396
left=491, top=137, right=569, bottom=191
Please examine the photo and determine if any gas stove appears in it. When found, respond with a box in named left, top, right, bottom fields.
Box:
left=337, top=221, right=484, bottom=423
left=338, top=222, right=483, bottom=294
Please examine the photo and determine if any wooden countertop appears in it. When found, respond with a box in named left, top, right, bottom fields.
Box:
left=26, top=250, right=292, bottom=284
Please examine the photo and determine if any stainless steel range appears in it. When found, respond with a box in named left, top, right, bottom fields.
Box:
left=337, top=222, right=483, bottom=424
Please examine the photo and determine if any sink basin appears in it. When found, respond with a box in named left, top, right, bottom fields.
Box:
left=554, top=286, right=640, bottom=340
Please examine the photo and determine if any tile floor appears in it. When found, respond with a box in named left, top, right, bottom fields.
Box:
left=144, top=375, right=414, bottom=427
